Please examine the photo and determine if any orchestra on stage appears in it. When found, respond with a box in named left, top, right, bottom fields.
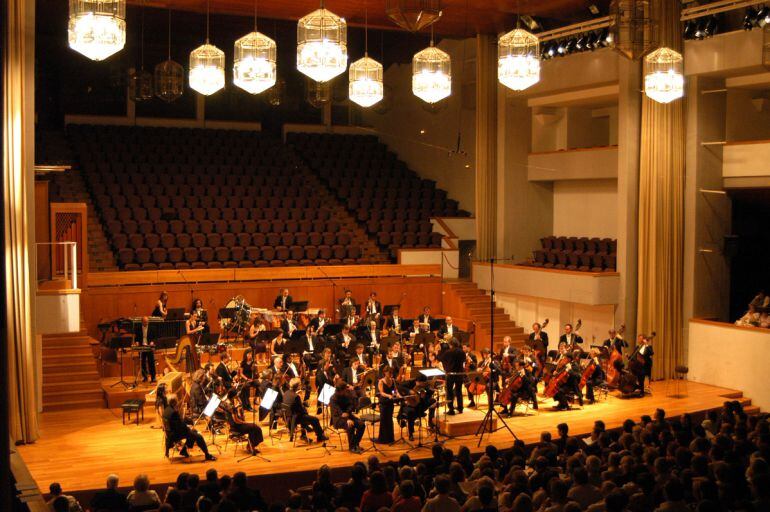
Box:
left=98, top=288, right=656, bottom=460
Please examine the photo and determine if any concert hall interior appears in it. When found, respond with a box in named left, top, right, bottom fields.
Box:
left=4, top=0, right=770, bottom=511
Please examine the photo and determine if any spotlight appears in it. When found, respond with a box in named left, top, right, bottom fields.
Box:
left=694, top=21, right=705, bottom=40
left=684, top=20, right=696, bottom=40
left=599, top=28, right=612, bottom=47
left=744, top=7, right=757, bottom=30
left=575, top=35, right=586, bottom=51
left=585, top=31, right=598, bottom=49
left=546, top=42, right=557, bottom=59
left=557, top=40, right=567, bottom=56
left=758, top=7, right=770, bottom=27
left=565, top=38, right=577, bottom=54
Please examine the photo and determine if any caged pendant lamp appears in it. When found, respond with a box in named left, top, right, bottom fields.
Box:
left=233, top=0, right=277, bottom=94
left=297, top=0, right=348, bottom=82
left=189, top=0, right=225, bottom=96
left=349, top=2, right=383, bottom=107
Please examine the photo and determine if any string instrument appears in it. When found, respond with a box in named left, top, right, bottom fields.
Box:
left=579, top=358, right=598, bottom=389
left=468, top=362, right=491, bottom=395
left=605, top=324, right=626, bottom=387
left=528, top=318, right=549, bottom=376
left=627, top=331, right=656, bottom=376
left=165, top=335, right=200, bottom=374
left=396, top=352, right=412, bottom=382
left=498, top=371, right=524, bottom=406
left=542, top=354, right=568, bottom=386
left=570, top=319, right=583, bottom=352
left=544, top=365, right=569, bottom=398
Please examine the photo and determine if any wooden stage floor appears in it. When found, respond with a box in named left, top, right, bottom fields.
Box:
left=17, top=380, right=751, bottom=496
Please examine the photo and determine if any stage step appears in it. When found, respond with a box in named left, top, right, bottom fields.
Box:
left=42, top=331, right=104, bottom=410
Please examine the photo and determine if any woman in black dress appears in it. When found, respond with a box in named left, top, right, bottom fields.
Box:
left=376, top=365, right=401, bottom=444
left=221, top=390, right=263, bottom=454
left=152, top=291, right=168, bottom=318
left=246, top=315, right=267, bottom=363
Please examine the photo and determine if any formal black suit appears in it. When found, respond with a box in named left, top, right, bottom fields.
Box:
left=380, top=353, right=402, bottom=377
left=363, top=299, right=382, bottom=320
left=559, top=333, right=583, bottom=347
left=281, top=318, right=299, bottom=338
left=385, top=315, right=404, bottom=331
left=440, top=347, right=467, bottom=413
left=309, top=316, right=328, bottom=335
left=330, top=388, right=365, bottom=449
left=638, top=344, right=654, bottom=391
left=528, top=331, right=549, bottom=352
left=90, top=488, right=128, bottom=512
left=603, top=336, right=628, bottom=354
left=215, top=361, right=233, bottom=389
left=133, top=322, right=157, bottom=381
left=283, top=388, right=324, bottom=441
left=162, top=404, right=210, bottom=457
left=361, top=328, right=381, bottom=354
left=418, top=314, right=433, bottom=327
left=437, top=323, right=461, bottom=339
left=274, top=294, right=293, bottom=311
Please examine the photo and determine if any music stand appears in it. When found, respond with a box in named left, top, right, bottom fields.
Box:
left=196, top=394, right=223, bottom=453
left=288, top=301, right=309, bottom=313
left=166, top=308, right=186, bottom=321
left=324, top=323, right=344, bottom=338
left=429, top=318, right=444, bottom=332
left=308, top=383, right=338, bottom=454
left=108, top=335, right=135, bottom=389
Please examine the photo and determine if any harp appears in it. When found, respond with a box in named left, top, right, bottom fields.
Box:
left=164, top=335, right=200, bottom=375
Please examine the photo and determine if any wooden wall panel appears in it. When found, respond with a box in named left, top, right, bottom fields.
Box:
left=82, top=276, right=443, bottom=338
left=34, top=181, right=50, bottom=280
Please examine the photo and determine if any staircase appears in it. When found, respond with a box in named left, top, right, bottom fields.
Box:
left=42, top=330, right=104, bottom=411
left=45, top=169, right=118, bottom=272
left=443, top=281, right=529, bottom=351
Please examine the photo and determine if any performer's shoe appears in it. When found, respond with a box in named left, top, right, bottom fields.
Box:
left=179, top=448, right=190, bottom=458
left=349, top=446, right=363, bottom=454
left=447, top=410, right=456, bottom=416
left=408, top=434, right=414, bottom=441
left=204, top=454, right=217, bottom=461
left=468, top=401, right=476, bottom=408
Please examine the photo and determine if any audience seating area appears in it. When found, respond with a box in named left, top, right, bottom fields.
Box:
left=523, top=235, right=618, bottom=272
left=45, top=402, right=770, bottom=512
left=288, top=132, right=469, bottom=259
left=69, top=125, right=386, bottom=270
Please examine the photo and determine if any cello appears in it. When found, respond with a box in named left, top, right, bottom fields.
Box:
left=605, top=324, right=626, bottom=388
left=527, top=318, right=549, bottom=377
left=498, top=369, right=524, bottom=406
left=544, top=365, right=569, bottom=398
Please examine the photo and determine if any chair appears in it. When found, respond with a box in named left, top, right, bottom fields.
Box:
left=666, top=365, right=689, bottom=398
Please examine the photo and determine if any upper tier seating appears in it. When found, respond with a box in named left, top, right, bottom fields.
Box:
left=521, top=235, right=618, bottom=272
left=69, top=125, right=384, bottom=270
left=288, top=132, right=470, bottom=259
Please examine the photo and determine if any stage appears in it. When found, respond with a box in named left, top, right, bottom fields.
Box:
left=16, top=380, right=756, bottom=502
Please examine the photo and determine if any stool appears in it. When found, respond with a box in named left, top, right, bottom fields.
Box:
left=121, top=398, right=145, bottom=425
left=666, top=365, right=689, bottom=398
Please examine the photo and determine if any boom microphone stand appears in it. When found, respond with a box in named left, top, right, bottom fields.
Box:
left=475, top=257, right=519, bottom=447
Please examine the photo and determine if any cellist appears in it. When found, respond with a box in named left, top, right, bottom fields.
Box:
left=501, top=359, right=538, bottom=415
left=582, top=348, right=605, bottom=404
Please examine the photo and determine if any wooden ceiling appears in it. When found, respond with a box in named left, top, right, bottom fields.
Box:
left=132, top=1, right=611, bottom=36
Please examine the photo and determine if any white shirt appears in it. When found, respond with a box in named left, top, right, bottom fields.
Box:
left=287, top=362, right=299, bottom=377
left=306, top=336, right=314, bottom=352
left=286, top=320, right=296, bottom=334
left=393, top=316, right=400, bottom=328
left=351, top=369, right=358, bottom=384
left=639, top=345, right=649, bottom=355
left=446, top=325, right=454, bottom=335
left=281, top=296, right=287, bottom=309
left=141, top=325, right=149, bottom=345
left=357, top=353, right=366, bottom=365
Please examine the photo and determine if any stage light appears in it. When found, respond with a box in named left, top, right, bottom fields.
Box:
left=758, top=7, right=770, bottom=27
left=683, top=20, right=695, bottom=40
left=546, top=42, right=557, bottom=58
left=412, top=34, right=451, bottom=103
left=498, top=27, right=540, bottom=91
left=703, top=16, right=718, bottom=38
left=68, top=0, right=126, bottom=61
left=557, top=40, right=567, bottom=55
left=599, top=28, right=613, bottom=47
left=575, top=35, right=587, bottom=51
left=694, top=21, right=705, bottom=40
left=297, top=2, right=348, bottom=83
left=744, top=7, right=757, bottom=30
left=565, top=38, right=577, bottom=54
left=586, top=31, right=599, bottom=49
left=644, top=47, right=684, bottom=104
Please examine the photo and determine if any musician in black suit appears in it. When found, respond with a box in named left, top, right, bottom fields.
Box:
left=528, top=322, right=549, bottom=352
left=559, top=324, right=583, bottom=348
left=301, top=327, right=321, bottom=370
left=133, top=316, right=157, bottom=382
left=462, top=343, right=478, bottom=408
left=364, top=292, right=382, bottom=324
left=338, top=290, right=356, bottom=320
left=215, top=353, right=234, bottom=389
left=336, top=325, right=355, bottom=364
left=361, top=320, right=381, bottom=357
left=418, top=306, right=433, bottom=327
left=309, top=309, right=329, bottom=337
left=440, top=339, right=466, bottom=415
left=273, top=288, right=293, bottom=311
left=385, top=306, right=404, bottom=333
left=351, top=343, right=370, bottom=369
left=637, top=335, right=654, bottom=393
left=284, top=379, right=327, bottom=443
left=343, top=359, right=367, bottom=400
left=162, top=396, right=216, bottom=460
left=281, top=310, right=299, bottom=338
left=437, top=316, right=460, bottom=339
left=330, top=383, right=365, bottom=453
left=189, top=369, right=208, bottom=415
left=603, top=329, right=628, bottom=355
left=380, top=344, right=402, bottom=377
left=553, top=354, right=584, bottom=410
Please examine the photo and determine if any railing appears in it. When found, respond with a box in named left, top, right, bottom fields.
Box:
left=35, top=241, right=78, bottom=290
left=49, top=202, right=88, bottom=286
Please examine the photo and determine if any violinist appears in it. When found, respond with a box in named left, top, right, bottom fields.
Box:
left=283, top=378, right=327, bottom=444
left=462, top=343, right=478, bottom=408
left=552, top=354, right=584, bottom=411
left=190, top=298, right=209, bottom=333
left=376, top=365, right=402, bottom=444
left=301, top=326, right=321, bottom=370
left=437, top=316, right=459, bottom=340
left=237, top=349, right=260, bottom=412
left=559, top=323, right=583, bottom=350
left=273, top=288, right=293, bottom=312
left=281, top=310, right=298, bottom=338
left=336, top=325, right=355, bottom=364
left=425, top=351, right=443, bottom=371
left=583, top=348, right=605, bottom=404
left=189, top=369, right=208, bottom=415
left=330, top=382, right=366, bottom=454
left=215, top=353, right=235, bottom=390
left=343, top=359, right=367, bottom=400
left=315, top=358, right=335, bottom=414
left=386, top=306, right=403, bottom=333
left=352, top=343, right=370, bottom=369
left=221, top=389, right=263, bottom=454
left=603, top=328, right=627, bottom=355
left=407, top=319, right=422, bottom=339
left=283, top=354, right=301, bottom=381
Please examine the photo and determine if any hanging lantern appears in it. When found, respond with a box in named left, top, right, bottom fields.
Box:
left=128, top=69, right=153, bottom=101
left=306, top=78, right=332, bottom=108
left=412, top=42, right=451, bottom=104
left=610, top=0, right=657, bottom=60
left=267, top=77, right=285, bottom=106
left=498, top=28, right=540, bottom=91
left=68, top=0, right=126, bottom=61
left=154, top=60, right=184, bottom=102
left=644, top=47, right=684, bottom=103
left=297, top=3, right=348, bottom=83
left=234, top=32, right=277, bottom=94
left=189, top=44, right=225, bottom=96
left=385, top=0, right=442, bottom=32
left=349, top=55, right=384, bottom=107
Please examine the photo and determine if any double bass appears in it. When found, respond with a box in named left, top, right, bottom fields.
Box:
left=527, top=318, right=549, bottom=377
left=605, top=324, right=626, bottom=388
left=627, top=331, right=656, bottom=377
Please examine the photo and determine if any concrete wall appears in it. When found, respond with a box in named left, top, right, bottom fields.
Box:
left=362, top=38, right=476, bottom=215
left=528, top=146, right=618, bottom=181
left=553, top=179, right=618, bottom=239
left=688, top=319, right=770, bottom=411
left=725, top=88, right=770, bottom=142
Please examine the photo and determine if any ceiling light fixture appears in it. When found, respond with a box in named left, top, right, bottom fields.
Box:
left=297, top=0, right=348, bottom=83
left=189, top=0, right=225, bottom=95
left=68, top=0, right=126, bottom=61
left=644, top=47, right=684, bottom=104
left=349, top=1, right=384, bottom=107
left=233, top=0, right=277, bottom=94
left=498, top=24, right=541, bottom=91
left=412, top=26, right=451, bottom=104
